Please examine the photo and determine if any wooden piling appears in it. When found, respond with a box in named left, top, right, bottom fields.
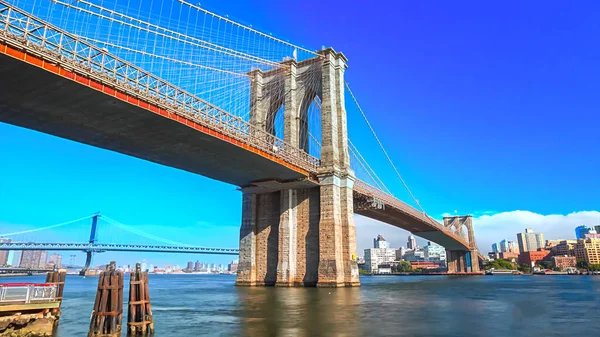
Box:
left=45, top=269, right=67, bottom=303
left=89, top=261, right=124, bottom=337
left=127, top=263, right=154, bottom=336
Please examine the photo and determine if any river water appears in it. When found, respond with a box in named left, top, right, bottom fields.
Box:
left=4, top=274, right=599, bottom=336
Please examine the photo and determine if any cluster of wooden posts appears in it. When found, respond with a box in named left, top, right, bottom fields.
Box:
left=88, top=262, right=154, bottom=337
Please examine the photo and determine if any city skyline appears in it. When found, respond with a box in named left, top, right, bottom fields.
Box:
left=1, top=0, right=600, bottom=265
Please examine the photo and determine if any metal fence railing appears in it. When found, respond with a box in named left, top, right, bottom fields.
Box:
left=0, top=283, right=58, bottom=304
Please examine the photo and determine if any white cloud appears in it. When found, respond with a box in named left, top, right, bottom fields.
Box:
left=473, top=210, right=600, bottom=252
left=354, top=210, right=600, bottom=256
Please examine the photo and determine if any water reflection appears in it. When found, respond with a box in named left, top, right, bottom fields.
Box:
left=237, top=287, right=361, bottom=337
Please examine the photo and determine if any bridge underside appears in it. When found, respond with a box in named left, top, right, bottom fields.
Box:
left=0, top=52, right=311, bottom=188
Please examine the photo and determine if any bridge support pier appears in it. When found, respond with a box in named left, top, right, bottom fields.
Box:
left=236, top=48, right=359, bottom=287
left=446, top=250, right=480, bottom=273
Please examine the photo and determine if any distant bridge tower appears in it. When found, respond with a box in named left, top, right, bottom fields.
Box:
left=80, top=213, right=100, bottom=276
left=443, top=215, right=480, bottom=273
left=236, top=48, right=359, bottom=287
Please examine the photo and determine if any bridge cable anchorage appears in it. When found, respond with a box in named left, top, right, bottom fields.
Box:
left=0, top=214, right=97, bottom=237
left=344, top=82, right=426, bottom=212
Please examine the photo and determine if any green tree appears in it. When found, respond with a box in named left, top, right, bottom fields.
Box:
left=589, top=264, right=600, bottom=271
left=397, top=261, right=413, bottom=273
left=517, top=264, right=531, bottom=273
left=576, top=260, right=589, bottom=269
left=359, top=268, right=371, bottom=275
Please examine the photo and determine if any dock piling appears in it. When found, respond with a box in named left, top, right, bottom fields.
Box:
left=127, top=262, right=154, bottom=336
left=88, top=261, right=124, bottom=337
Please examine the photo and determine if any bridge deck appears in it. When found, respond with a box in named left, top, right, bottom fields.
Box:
left=0, top=49, right=314, bottom=187
left=354, top=181, right=472, bottom=251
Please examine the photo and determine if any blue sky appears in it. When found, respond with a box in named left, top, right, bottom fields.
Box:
left=1, top=0, right=599, bottom=264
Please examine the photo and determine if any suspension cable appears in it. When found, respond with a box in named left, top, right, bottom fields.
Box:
left=0, top=214, right=96, bottom=237
left=345, top=82, right=426, bottom=213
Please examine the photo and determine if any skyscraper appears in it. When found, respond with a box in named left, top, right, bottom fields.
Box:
left=575, top=225, right=594, bottom=239
left=499, top=240, right=508, bottom=253
left=595, top=225, right=600, bottom=234
left=407, top=235, right=416, bottom=250
left=517, top=228, right=544, bottom=253
left=194, top=260, right=201, bottom=271
left=186, top=261, right=194, bottom=271
left=507, top=241, right=519, bottom=253
left=492, top=243, right=499, bottom=253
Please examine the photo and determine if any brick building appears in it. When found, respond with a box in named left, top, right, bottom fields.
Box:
left=518, top=249, right=550, bottom=267
left=552, top=256, right=576, bottom=271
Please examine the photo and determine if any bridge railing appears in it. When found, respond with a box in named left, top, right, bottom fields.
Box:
left=0, top=1, right=320, bottom=172
left=0, top=283, right=58, bottom=304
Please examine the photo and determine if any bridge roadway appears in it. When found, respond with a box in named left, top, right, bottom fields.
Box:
left=0, top=242, right=240, bottom=255
left=0, top=1, right=474, bottom=255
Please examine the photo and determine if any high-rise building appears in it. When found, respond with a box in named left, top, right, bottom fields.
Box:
left=20, top=250, right=46, bottom=269
left=407, top=236, right=416, bottom=250
left=507, top=241, right=519, bottom=253
left=364, top=235, right=397, bottom=273
left=595, top=225, right=600, bottom=234
left=7, top=250, right=22, bottom=267
left=575, top=225, right=596, bottom=240
left=186, top=261, right=193, bottom=271
left=424, top=242, right=446, bottom=263
left=194, top=260, right=201, bottom=271
left=47, top=254, right=62, bottom=268
left=374, top=235, right=390, bottom=249
left=574, top=238, right=600, bottom=265
left=0, top=238, right=11, bottom=266
left=499, top=240, right=508, bottom=253
left=517, top=228, right=544, bottom=253
left=492, top=243, right=500, bottom=253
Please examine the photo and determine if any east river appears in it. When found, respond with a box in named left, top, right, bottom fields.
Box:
left=6, top=274, right=600, bottom=336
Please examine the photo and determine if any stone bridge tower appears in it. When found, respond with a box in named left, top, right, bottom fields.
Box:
left=443, top=215, right=480, bottom=273
left=235, top=48, right=360, bottom=287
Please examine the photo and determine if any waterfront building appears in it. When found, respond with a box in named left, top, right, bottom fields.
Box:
left=424, top=242, right=446, bottom=263
left=186, top=261, right=193, bottom=271
left=407, top=235, right=416, bottom=250
left=575, top=225, right=596, bottom=240
left=517, top=228, right=544, bottom=252
left=410, top=261, right=440, bottom=270
left=574, top=238, right=600, bottom=265
left=518, top=249, right=550, bottom=267
left=377, top=264, right=392, bottom=274
left=403, top=247, right=425, bottom=261
left=492, top=243, right=499, bottom=253
left=47, top=254, right=62, bottom=268
left=552, top=256, right=577, bottom=271
left=395, top=247, right=406, bottom=260
left=364, top=235, right=397, bottom=273
left=585, top=233, right=600, bottom=239
left=595, top=225, right=600, bottom=234
left=194, top=260, right=201, bottom=271
left=499, top=252, right=519, bottom=261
